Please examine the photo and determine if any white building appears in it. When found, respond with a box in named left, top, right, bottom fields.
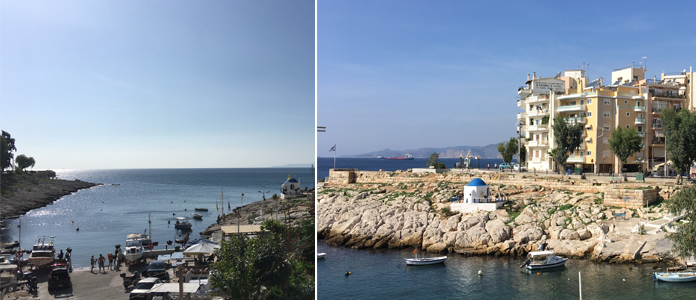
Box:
left=280, top=176, right=301, bottom=199
left=450, top=178, right=504, bottom=213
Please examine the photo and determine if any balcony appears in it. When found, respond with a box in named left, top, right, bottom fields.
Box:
left=634, top=106, right=646, bottom=112
left=638, top=132, right=645, bottom=138
left=575, top=143, right=586, bottom=150
left=652, top=93, right=685, bottom=100
left=654, top=132, right=664, bottom=138
left=528, top=124, right=549, bottom=132
left=651, top=139, right=665, bottom=147
left=557, top=104, right=586, bottom=113
left=651, top=123, right=663, bottom=129
left=517, top=112, right=525, bottom=120
left=567, top=156, right=584, bottom=163
left=527, top=140, right=548, bottom=147
left=517, top=99, right=525, bottom=109
left=527, top=109, right=549, bottom=117
left=526, top=95, right=549, bottom=105
left=565, top=117, right=586, bottom=125
left=635, top=118, right=645, bottom=125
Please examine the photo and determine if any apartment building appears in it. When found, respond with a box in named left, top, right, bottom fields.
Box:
left=517, top=64, right=695, bottom=174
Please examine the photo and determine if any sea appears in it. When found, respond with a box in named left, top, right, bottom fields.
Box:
left=0, top=168, right=311, bottom=268
left=316, top=158, right=693, bottom=299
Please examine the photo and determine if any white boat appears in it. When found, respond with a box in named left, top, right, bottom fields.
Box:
left=175, top=217, right=192, bottom=230
left=124, top=233, right=152, bottom=263
left=522, top=251, right=567, bottom=270
left=317, top=253, right=326, bottom=259
left=28, top=236, right=55, bottom=268
left=405, top=250, right=446, bottom=265
left=192, top=213, right=202, bottom=220
left=653, top=272, right=696, bottom=282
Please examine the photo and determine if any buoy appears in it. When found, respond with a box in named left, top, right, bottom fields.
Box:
left=478, top=270, right=483, bottom=276
left=76, top=228, right=79, bottom=231
left=537, top=272, right=540, bottom=275
left=623, top=279, right=625, bottom=281
left=173, top=213, right=176, bottom=215
left=168, top=220, right=171, bottom=224
left=345, top=271, right=351, bottom=276
left=71, top=221, right=74, bottom=224
left=185, top=209, right=187, bottom=211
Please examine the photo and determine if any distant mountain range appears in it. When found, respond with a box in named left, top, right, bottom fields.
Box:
left=270, top=163, right=313, bottom=168
left=341, top=143, right=504, bottom=159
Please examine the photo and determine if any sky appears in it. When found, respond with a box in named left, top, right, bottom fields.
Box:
left=1, top=0, right=314, bottom=169
left=317, top=0, right=696, bottom=157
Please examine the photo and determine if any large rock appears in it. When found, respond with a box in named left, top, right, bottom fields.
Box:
left=559, top=229, right=580, bottom=240
left=485, top=219, right=510, bottom=244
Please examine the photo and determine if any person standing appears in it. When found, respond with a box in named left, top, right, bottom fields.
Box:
left=107, top=253, right=113, bottom=270
left=98, top=254, right=106, bottom=273
left=487, top=163, right=490, bottom=170
left=90, top=255, right=95, bottom=273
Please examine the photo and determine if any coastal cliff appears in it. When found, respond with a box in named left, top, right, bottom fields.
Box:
left=0, top=171, right=99, bottom=219
left=318, top=170, right=683, bottom=263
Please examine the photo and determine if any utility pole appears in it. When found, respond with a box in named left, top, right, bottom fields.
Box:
left=238, top=193, right=243, bottom=235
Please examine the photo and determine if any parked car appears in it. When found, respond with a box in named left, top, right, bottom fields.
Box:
left=48, top=263, right=71, bottom=290
left=146, top=260, right=168, bottom=281
left=499, top=163, right=511, bottom=169
left=511, top=163, right=526, bottom=171
left=129, top=277, right=163, bottom=300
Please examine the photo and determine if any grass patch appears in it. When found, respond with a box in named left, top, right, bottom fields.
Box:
left=558, top=204, right=574, bottom=211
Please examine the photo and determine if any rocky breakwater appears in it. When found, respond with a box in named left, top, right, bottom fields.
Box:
left=317, top=174, right=678, bottom=264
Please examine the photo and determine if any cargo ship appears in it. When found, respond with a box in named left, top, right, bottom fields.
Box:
left=381, top=153, right=414, bottom=160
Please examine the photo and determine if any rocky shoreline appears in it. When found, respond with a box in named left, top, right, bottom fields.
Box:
left=318, top=170, right=691, bottom=264
left=0, top=171, right=100, bottom=219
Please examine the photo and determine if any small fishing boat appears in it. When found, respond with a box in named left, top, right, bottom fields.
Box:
left=192, top=213, right=203, bottom=220
left=317, top=253, right=326, bottom=259
left=124, top=233, right=152, bottom=264
left=653, top=272, right=696, bottom=282
left=28, top=236, right=55, bottom=268
left=521, top=251, right=567, bottom=270
left=194, top=208, right=208, bottom=212
left=174, top=217, right=192, bottom=230
left=405, top=249, right=446, bottom=266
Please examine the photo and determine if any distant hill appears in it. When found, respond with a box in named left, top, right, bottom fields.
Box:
left=270, top=163, right=313, bottom=168
left=344, top=144, right=504, bottom=159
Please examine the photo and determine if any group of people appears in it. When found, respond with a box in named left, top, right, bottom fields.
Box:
left=90, top=253, right=116, bottom=273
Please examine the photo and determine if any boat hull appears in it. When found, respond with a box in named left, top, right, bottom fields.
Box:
left=526, top=258, right=567, bottom=270
left=405, top=256, right=447, bottom=265
left=317, top=253, right=326, bottom=259
left=28, top=257, right=54, bottom=268
left=653, top=272, right=696, bottom=282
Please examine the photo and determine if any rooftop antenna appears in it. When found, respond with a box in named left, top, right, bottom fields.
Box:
left=642, top=56, right=647, bottom=69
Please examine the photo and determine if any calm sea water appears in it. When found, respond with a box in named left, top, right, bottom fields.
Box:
left=317, top=241, right=694, bottom=299
left=0, top=168, right=311, bottom=268
left=317, top=157, right=509, bottom=180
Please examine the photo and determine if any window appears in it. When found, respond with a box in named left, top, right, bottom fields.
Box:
left=636, top=101, right=641, bottom=106
left=603, top=137, right=609, bottom=144
left=581, top=100, right=584, bottom=105
left=587, top=99, right=592, bottom=104
left=626, top=125, right=630, bottom=129
left=587, top=111, right=592, bottom=117
left=535, top=150, right=540, bottom=158
left=604, top=99, right=610, bottom=105
left=624, top=100, right=628, bottom=104
left=603, top=151, right=610, bottom=158
left=580, top=151, right=584, bottom=156
left=604, top=112, right=610, bottom=118
left=603, top=125, right=610, bottom=131
left=626, top=112, right=630, bottom=117
left=587, top=151, right=592, bottom=156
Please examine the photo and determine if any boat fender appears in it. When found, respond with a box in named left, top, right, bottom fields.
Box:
left=478, top=270, right=483, bottom=276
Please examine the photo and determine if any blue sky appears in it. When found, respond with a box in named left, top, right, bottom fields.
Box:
left=317, top=0, right=696, bottom=156
left=1, top=0, right=314, bottom=169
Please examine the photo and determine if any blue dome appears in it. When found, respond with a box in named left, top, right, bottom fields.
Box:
left=466, top=178, right=487, bottom=187
left=285, top=178, right=299, bottom=183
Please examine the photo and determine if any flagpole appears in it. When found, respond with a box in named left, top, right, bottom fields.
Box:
left=334, top=146, right=336, bottom=169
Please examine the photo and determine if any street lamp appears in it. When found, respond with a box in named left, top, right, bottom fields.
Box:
left=466, top=153, right=471, bottom=170
left=258, top=186, right=270, bottom=200
left=476, top=156, right=481, bottom=169
left=459, top=154, right=463, bottom=169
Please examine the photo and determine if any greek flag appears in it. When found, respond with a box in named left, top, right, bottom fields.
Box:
left=329, top=144, right=336, bottom=152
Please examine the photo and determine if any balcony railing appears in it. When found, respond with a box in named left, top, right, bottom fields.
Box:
left=528, top=124, right=548, bottom=131
left=652, top=123, right=663, bottom=129
left=517, top=112, right=525, bottom=120
left=527, top=109, right=549, bottom=117
left=567, top=156, right=584, bottom=163
left=557, top=104, right=585, bottom=113
left=565, top=117, right=586, bottom=124
left=527, top=140, right=548, bottom=147
left=638, top=132, right=645, bottom=138
left=635, top=118, right=645, bottom=125
left=634, top=106, right=646, bottom=112
left=651, top=140, right=665, bottom=145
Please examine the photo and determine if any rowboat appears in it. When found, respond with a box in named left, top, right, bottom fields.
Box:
left=317, top=253, right=326, bottom=259
left=521, top=251, right=567, bottom=270
left=653, top=272, right=696, bottom=282
left=405, top=249, right=446, bottom=266
left=192, top=213, right=202, bottom=220
left=174, top=217, right=192, bottom=230
left=194, top=208, right=208, bottom=212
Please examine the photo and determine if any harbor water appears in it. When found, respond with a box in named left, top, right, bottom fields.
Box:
left=0, top=168, right=312, bottom=268
left=317, top=241, right=694, bottom=299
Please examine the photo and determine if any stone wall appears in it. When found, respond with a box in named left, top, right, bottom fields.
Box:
left=327, top=169, right=358, bottom=185
left=604, top=188, right=658, bottom=209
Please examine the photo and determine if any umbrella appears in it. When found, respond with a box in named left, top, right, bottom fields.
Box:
left=183, top=242, right=220, bottom=255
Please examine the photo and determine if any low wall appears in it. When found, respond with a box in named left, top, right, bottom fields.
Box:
left=451, top=202, right=503, bottom=213
left=604, top=188, right=658, bottom=209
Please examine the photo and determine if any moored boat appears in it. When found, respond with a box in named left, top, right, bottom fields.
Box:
left=405, top=249, right=446, bottom=266
left=28, top=236, right=55, bottom=268
left=522, top=251, right=567, bottom=270
left=174, top=217, right=192, bottom=230
left=194, top=208, right=208, bottom=212
left=124, top=233, right=152, bottom=264
left=192, top=213, right=202, bottom=220
left=317, top=253, right=326, bottom=259
left=653, top=272, right=696, bottom=282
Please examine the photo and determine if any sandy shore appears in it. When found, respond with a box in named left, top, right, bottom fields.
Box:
left=2, top=260, right=174, bottom=300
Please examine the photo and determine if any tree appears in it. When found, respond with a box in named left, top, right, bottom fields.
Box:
left=662, top=108, right=696, bottom=180
left=1, top=130, right=17, bottom=171
left=497, top=137, right=518, bottom=165
left=666, top=186, right=696, bottom=258
left=427, top=152, right=439, bottom=167
left=15, top=154, right=35, bottom=171
left=518, top=137, right=527, bottom=166
left=550, top=114, right=583, bottom=173
left=608, top=127, right=643, bottom=178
